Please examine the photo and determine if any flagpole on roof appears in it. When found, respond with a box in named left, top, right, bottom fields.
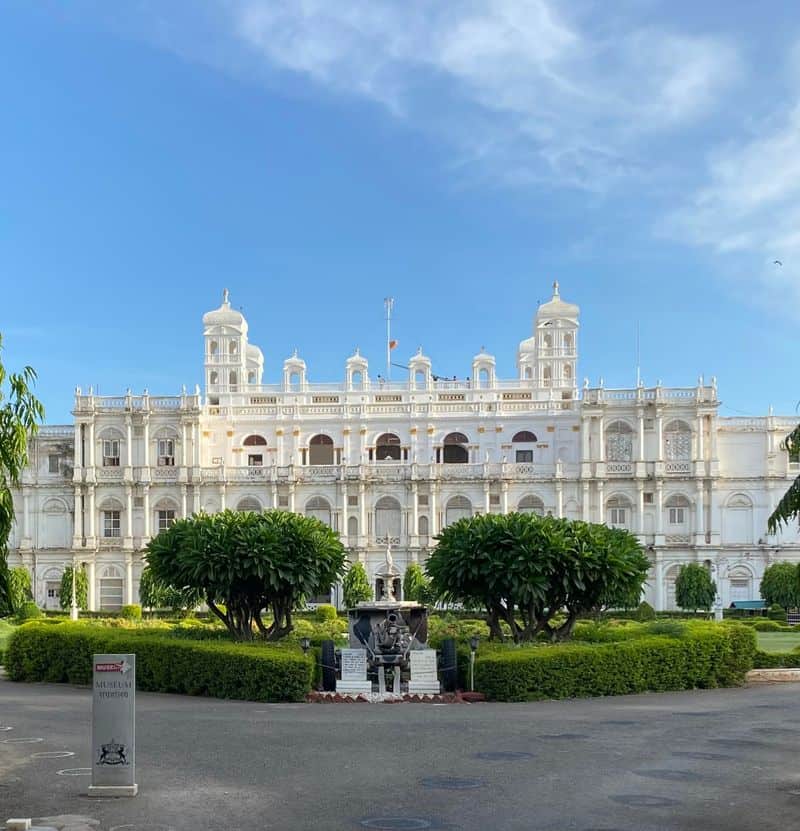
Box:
left=384, top=297, right=394, bottom=380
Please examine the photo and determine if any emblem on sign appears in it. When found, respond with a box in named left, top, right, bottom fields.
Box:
left=97, top=738, right=128, bottom=766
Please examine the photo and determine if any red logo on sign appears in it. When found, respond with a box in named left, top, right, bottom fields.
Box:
left=95, top=663, right=123, bottom=672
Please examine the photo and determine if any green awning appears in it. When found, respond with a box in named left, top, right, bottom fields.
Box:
left=729, top=600, right=767, bottom=609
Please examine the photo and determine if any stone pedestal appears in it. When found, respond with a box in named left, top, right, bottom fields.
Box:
left=336, top=648, right=372, bottom=695
left=408, top=649, right=440, bottom=695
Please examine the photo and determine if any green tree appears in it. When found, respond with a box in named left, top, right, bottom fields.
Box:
left=403, top=562, right=431, bottom=604
left=0, top=335, right=45, bottom=616
left=759, top=562, right=800, bottom=610
left=341, top=560, right=372, bottom=608
left=674, top=563, right=717, bottom=613
left=138, top=565, right=201, bottom=613
left=145, top=509, right=347, bottom=641
left=6, top=565, right=32, bottom=613
left=768, top=422, right=800, bottom=533
left=426, top=513, right=649, bottom=643
left=59, top=565, right=88, bottom=611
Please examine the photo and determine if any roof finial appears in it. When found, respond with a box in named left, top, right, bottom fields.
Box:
left=552, top=280, right=560, bottom=297
left=222, top=288, right=230, bottom=306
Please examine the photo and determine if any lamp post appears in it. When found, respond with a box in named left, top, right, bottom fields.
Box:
left=300, top=637, right=311, bottom=655
left=469, top=635, right=479, bottom=692
left=70, top=555, right=79, bottom=621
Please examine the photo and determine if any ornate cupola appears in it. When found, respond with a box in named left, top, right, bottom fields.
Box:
left=345, top=348, right=369, bottom=390
left=472, top=347, right=496, bottom=389
left=283, top=350, right=307, bottom=390
left=517, top=281, right=579, bottom=392
left=408, top=347, right=432, bottom=391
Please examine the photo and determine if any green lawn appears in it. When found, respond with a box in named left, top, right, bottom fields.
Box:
left=756, top=631, right=800, bottom=653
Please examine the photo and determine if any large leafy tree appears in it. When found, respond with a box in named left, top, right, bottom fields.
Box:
left=145, top=509, right=347, bottom=641
left=341, top=560, right=372, bottom=608
left=6, top=565, right=32, bottom=612
left=768, top=422, right=800, bottom=533
left=426, top=513, right=649, bottom=643
left=675, top=563, right=716, bottom=613
left=0, top=335, right=45, bottom=616
left=759, top=562, right=800, bottom=610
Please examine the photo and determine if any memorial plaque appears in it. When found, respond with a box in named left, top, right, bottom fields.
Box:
left=337, top=648, right=372, bottom=694
left=88, top=653, right=137, bottom=797
left=409, top=649, right=440, bottom=694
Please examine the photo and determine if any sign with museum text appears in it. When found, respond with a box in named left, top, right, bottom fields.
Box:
left=88, top=653, right=138, bottom=797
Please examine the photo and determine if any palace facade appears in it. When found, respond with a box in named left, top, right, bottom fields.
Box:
left=7, top=286, right=800, bottom=611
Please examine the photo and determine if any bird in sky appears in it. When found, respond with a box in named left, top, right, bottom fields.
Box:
left=774, top=259, right=783, bottom=266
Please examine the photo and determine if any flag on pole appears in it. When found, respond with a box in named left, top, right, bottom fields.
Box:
left=389, top=339, right=398, bottom=350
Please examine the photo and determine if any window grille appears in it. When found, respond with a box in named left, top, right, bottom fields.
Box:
left=157, top=438, right=175, bottom=466
left=48, top=454, right=60, bottom=474
left=103, top=510, right=121, bottom=538
left=157, top=510, right=176, bottom=531
left=102, top=439, right=120, bottom=467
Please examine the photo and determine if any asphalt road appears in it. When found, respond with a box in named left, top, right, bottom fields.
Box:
left=2, top=676, right=800, bottom=831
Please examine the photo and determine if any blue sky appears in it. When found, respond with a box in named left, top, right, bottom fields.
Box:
left=2, top=1, right=799, bottom=423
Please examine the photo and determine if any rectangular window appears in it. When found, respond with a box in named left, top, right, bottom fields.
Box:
left=643, top=492, right=654, bottom=504
left=102, top=439, right=120, bottom=467
left=248, top=454, right=263, bottom=466
left=48, top=454, right=60, bottom=474
left=489, top=494, right=500, bottom=505
left=157, top=438, right=175, bottom=466
left=157, top=510, right=176, bottom=532
left=278, top=495, right=289, bottom=507
left=669, top=507, right=685, bottom=524
left=515, top=450, right=534, bottom=463
left=418, top=495, right=429, bottom=507
left=609, top=508, right=626, bottom=526
left=103, top=510, right=121, bottom=538
left=347, top=495, right=358, bottom=507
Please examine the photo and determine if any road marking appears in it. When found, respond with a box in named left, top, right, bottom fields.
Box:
left=1, top=737, right=43, bottom=744
left=32, top=751, right=75, bottom=759
left=56, top=767, right=91, bottom=776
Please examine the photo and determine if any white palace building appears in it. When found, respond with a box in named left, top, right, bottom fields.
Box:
left=7, top=285, right=800, bottom=612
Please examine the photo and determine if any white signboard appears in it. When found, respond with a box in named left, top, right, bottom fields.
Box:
left=88, top=653, right=138, bottom=797
left=341, top=648, right=368, bottom=681
left=409, top=649, right=440, bottom=694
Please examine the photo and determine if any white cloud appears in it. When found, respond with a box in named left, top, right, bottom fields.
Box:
left=665, top=102, right=800, bottom=313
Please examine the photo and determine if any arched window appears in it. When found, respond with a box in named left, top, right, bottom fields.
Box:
left=229, top=371, right=238, bottom=391
left=664, top=420, right=691, bottom=461
left=99, top=497, right=124, bottom=539
left=543, top=333, right=553, bottom=348
left=445, top=496, right=472, bottom=526
left=524, top=366, right=533, bottom=380
left=418, top=515, right=429, bottom=536
left=724, top=493, right=754, bottom=544
left=606, top=495, right=632, bottom=528
left=375, top=496, right=402, bottom=539
left=248, top=371, right=256, bottom=384
left=243, top=435, right=267, bottom=447
left=347, top=516, right=358, bottom=537
left=289, top=371, right=300, bottom=389
left=352, top=370, right=363, bottom=389
left=209, top=340, right=219, bottom=356
left=606, top=421, right=633, bottom=462
left=564, top=333, right=574, bottom=350
left=99, top=565, right=124, bottom=612
left=478, top=368, right=490, bottom=388
left=414, top=370, right=426, bottom=389
left=236, top=497, right=262, bottom=513
left=542, top=366, right=552, bottom=386
left=665, top=494, right=691, bottom=527
left=664, top=564, right=681, bottom=611
left=728, top=565, right=753, bottom=603
left=376, top=433, right=401, bottom=462
left=512, top=431, right=537, bottom=464
left=309, top=434, right=334, bottom=465
left=443, top=432, right=469, bottom=464
left=229, top=340, right=238, bottom=356
left=41, top=498, right=71, bottom=549
left=512, top=431, right=537, bottom=443
left=209, top=371, right=218, bottom=386
left=305, top=496, right=332, bottom=527
left=564, top=364, right=573, bottom=380
left=517, top=495, right=544, bottom=516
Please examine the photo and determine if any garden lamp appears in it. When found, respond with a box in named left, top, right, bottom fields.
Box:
left=300, top=636, right=311, bottom=655
left=469, top=635, right=479, bottom=692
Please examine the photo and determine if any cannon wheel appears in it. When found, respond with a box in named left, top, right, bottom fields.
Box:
left=440, top=638, right=458, bottom=692
left=321, top=640, right=337, bottom=692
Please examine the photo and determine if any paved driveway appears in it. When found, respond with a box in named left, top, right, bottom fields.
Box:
left=1, top=677, right=799, bottom=830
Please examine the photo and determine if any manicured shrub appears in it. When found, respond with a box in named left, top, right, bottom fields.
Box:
left=120, top=604, right=142, bottom=621
left=473, top=624, right=755, bottom=701
left=750, top=619, right=785, bottom=632
left=6, top=623, right=313, bottom=702
left=634, top=601, right=657, bottom=622
left=768, top=604, right=788, bottom=623
left=314, top=604, right=337, bottom=622
left=753, top=649, right=800, bottom=668
left=14, top=601, right=43, bottom=623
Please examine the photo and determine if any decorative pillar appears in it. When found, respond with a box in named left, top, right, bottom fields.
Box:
left=142, top=486, right=150, bottom=539
left=88, top=420, right=96, bottom=468
left=124, top=485, right=133, bottom=549
left=87, top=485, right=96, bottom=543
left=695, top=482, right=705, bottom=543
left=125, top=554, right=134, bottom=605
left=483, top=483, right=491, bottom=514
left=555, top=482, right=563, bottom=518
left=21, top=488, right=32, bottom=548
left=596, top=480, right=604, bottom=524
left=142, top=417, right=150, bottom=468
left=181, top=485, right=188, bottom=518
left=582, top=482, right=590, bottom=521
left=181, top=422, right=189, bottom=467
left=73, top=485, right=83, bottom=547
left=288, top=483, right=295, bottom=513
left=696, top=415, right=704, bottom=462
left=636, top=411, right=645, bottom=462
left=219, top=483, right=227, bottom=511
left=656, top=414, right=664, bottom=462
left=430, top=485, right=438, bottom=536
left=654, top=556, right=664, bottom=611
left=73, top=424, right=82, bottom=471
left=655, top=483, right=663, bottom=536
left=598, top=417, right=605, bottom=463
left=412, top=482, right=419, bottom=535
left=271, top=483, right=278, bottom=510
left=341, top=484, right=348, bottom=542
left=359, top=483, right=366, bottom=541
left=192, top=486, right=201, bottom=513
left=636, top=481, right=644, bottom=535
left=125, top=417, right=133, bottom=468
left=501, top=482, right=509, bottom=514
left=87, top=558, right=96, bottom=611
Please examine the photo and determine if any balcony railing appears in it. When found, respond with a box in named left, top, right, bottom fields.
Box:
left=606, top=461, right=634, bottom=477
left=665, top=461, right=691, bottom=475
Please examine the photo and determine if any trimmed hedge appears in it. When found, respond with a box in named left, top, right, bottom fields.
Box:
left=473, top=624, right=756, bottom=701
left=6, top=623, right=313, bottom=702
left=753, top=649, right=800, bottom=669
